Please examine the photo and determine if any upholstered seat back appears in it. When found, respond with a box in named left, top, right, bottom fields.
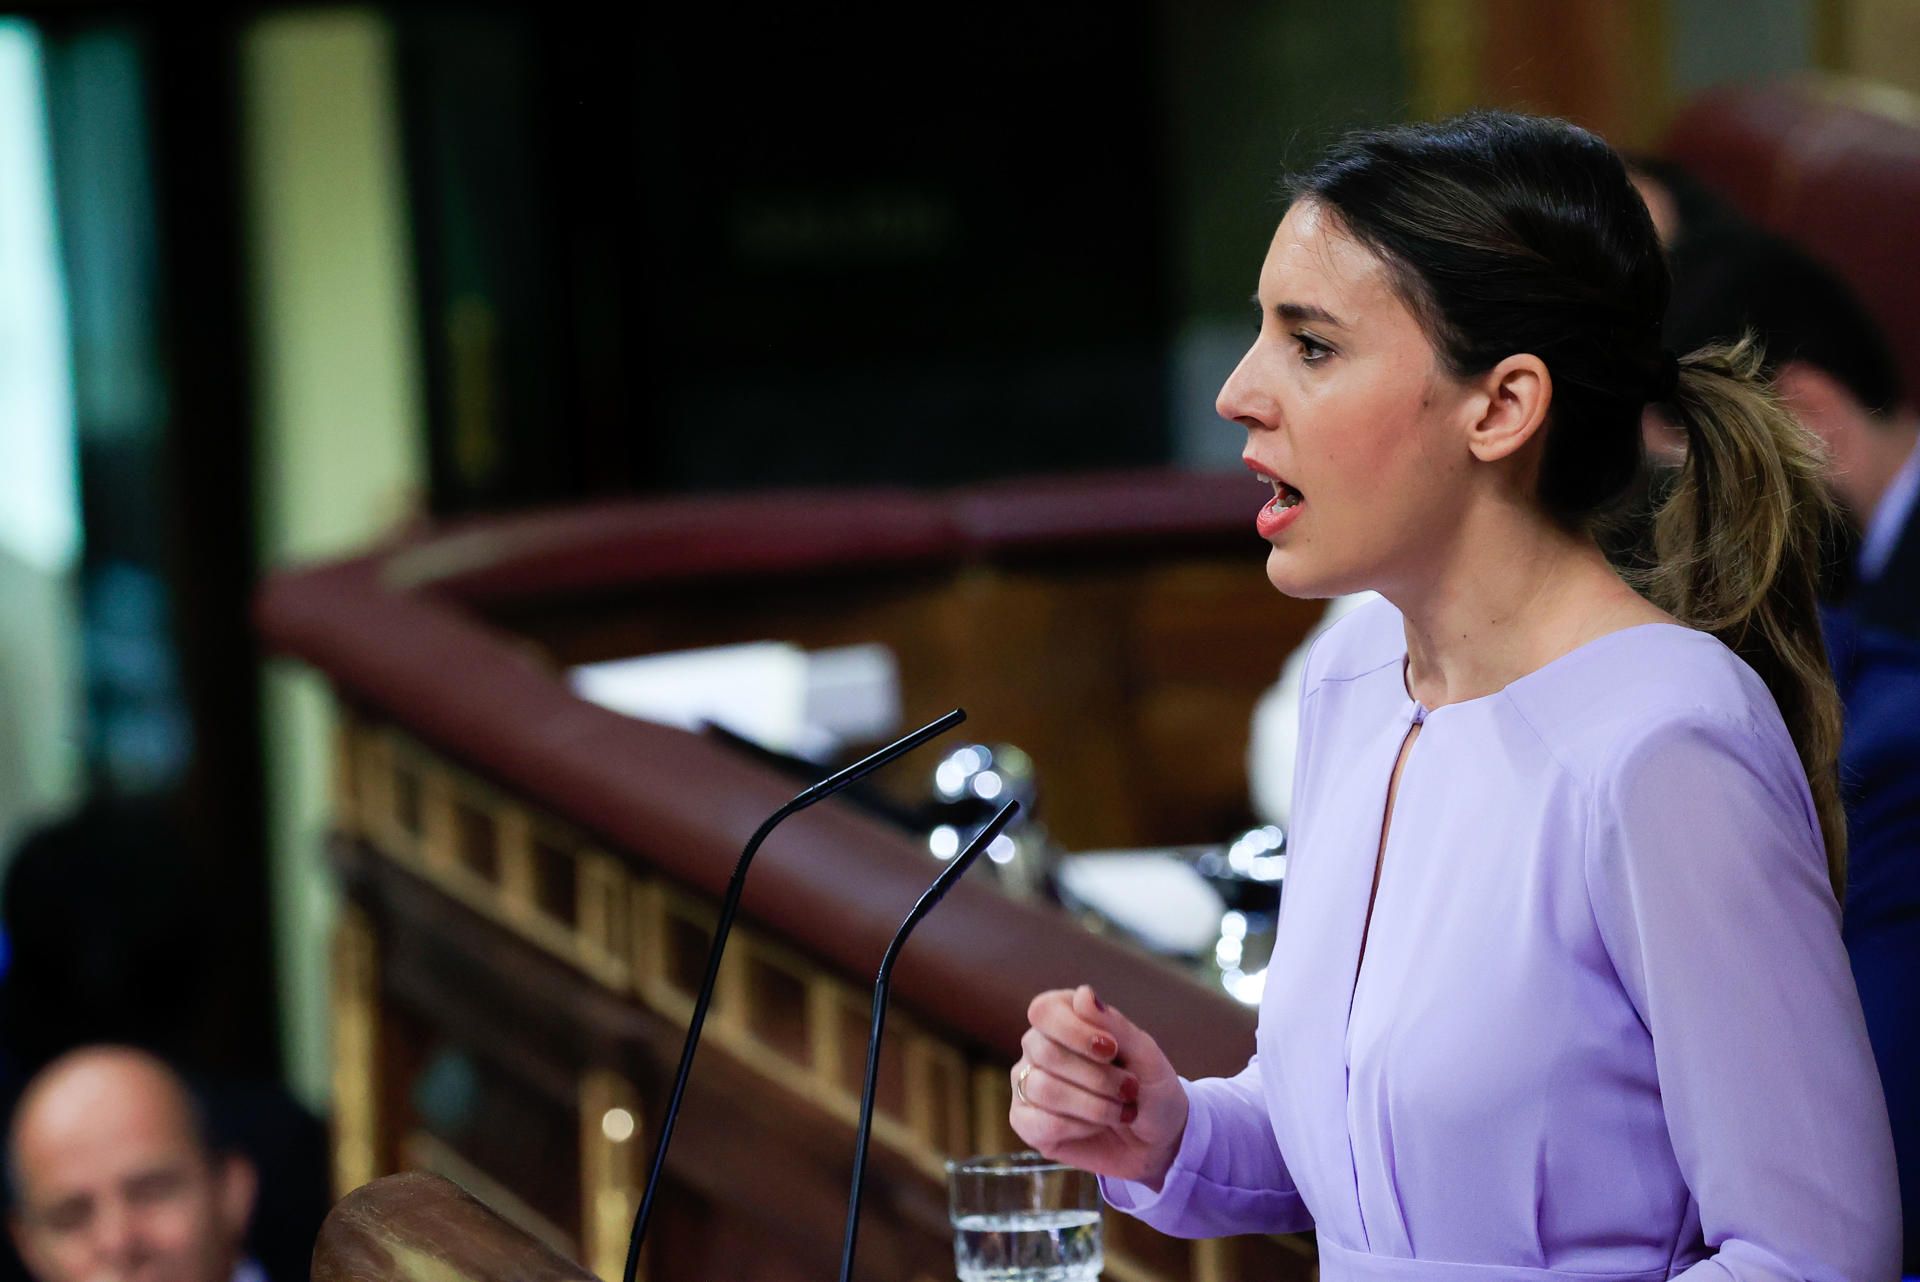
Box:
left=1665, top=77, right=1920, bottom=400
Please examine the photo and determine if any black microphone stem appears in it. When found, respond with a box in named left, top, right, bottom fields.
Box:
left=837, top=798, right=1020, bottom=1282
left=624, top=707, right=965, bottom=1282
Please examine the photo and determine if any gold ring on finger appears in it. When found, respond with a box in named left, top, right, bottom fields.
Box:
left=1015, top=1061, right=1035, bottom=1106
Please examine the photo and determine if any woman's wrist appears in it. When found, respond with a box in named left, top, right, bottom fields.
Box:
left=1135, top=1083, right=1191, bottom=1192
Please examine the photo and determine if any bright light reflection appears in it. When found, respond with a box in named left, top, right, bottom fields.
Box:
left=929, top=825, right=960, bottom=860
left=971, top=771, right=1004, bottom=800
left=987, top=834, right=1016, bottom=864
left=1223, top=967, right=1267, bottom=1005
left=601, top=1108, right=636, bottom=1143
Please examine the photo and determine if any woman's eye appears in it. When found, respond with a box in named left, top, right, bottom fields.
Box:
left=1294, top=332, right=1333, bottom=363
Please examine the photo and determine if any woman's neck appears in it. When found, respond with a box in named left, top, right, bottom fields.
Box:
left=1389, top=507, right=1668, bottom=711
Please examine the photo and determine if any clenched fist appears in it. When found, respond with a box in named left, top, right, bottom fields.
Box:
left=1008, top=985, right=1188, bottom=1190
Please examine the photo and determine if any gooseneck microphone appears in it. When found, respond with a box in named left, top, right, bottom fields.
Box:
left=624, top=708, right=966, bottom=1282
left=837, top=797, right=1021, bottom=1282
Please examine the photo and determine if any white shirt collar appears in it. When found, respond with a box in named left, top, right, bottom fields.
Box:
left=1859, top=434, right=1920, bottom=583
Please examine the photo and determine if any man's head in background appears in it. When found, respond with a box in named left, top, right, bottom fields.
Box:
left=7, top=1048, right=255, bottom=1282
left=1629, top=155, right=1753, bottom=252
left=1632, top=160, right=1917, bottom=528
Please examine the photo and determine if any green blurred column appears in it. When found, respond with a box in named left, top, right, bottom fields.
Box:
left=242, top=7, right=425, bottom=1109
left=0, top=20, right=85, bottom=860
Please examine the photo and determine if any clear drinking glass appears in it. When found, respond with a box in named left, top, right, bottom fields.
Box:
left=947, top=1152, right=1104, bottom=1281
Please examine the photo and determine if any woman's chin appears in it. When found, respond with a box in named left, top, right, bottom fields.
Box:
left=1264, top=545, right=1343, bottom=600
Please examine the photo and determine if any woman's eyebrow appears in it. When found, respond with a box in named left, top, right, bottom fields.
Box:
left=1248, top=294, right=1347, bottom=329
left=1276, top=301, right=1346, bottom=328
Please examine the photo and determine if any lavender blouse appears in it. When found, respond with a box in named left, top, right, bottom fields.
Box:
left=1104, top=599, right=1899, bottom=1281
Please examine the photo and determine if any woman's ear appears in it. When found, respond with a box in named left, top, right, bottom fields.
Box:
left=1466, top=354, right=1551, bottom=463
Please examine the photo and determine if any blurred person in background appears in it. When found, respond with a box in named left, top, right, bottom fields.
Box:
left=1646, top=196, right=1920, bottom=1274
left=0, top=799, right=210, bottom=1080
left=1822, top=607, right=1920, bottom=1277
left=1632, top=160, right=1920, bottom=628
left=7, top=1047, right=258, bottom=1282
left=0, top=803, right=326, bottom=1282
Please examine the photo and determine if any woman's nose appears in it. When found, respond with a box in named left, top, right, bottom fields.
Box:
left=1215, top=349, right=1271, bottom=431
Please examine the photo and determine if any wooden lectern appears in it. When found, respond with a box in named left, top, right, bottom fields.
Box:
left=260, top=471, right=1323, bottom=1282
left=314, top=1173, right=598, bottom=1282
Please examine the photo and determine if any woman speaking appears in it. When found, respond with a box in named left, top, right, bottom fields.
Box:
left=1008, top=113, right=1899, bottom=1281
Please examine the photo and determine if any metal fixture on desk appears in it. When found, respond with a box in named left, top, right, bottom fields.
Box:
left=923, top=742, right=1054, bottom=899
left=1193, top=825, right=1286, bottom=1005
left=1050, top=825, right=1288, bottom=1007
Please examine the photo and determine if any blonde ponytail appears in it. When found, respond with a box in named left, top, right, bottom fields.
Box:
left=1640, top=334, right=1848, bottom=900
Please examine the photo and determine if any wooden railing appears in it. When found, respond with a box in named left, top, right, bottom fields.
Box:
left=265, top=472, right=1324, bottom=1281
left=313, top=1172, right=597, bottom=1282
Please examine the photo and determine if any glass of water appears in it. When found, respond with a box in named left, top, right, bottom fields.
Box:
left=947, top=1151, right=1103, bottom=1281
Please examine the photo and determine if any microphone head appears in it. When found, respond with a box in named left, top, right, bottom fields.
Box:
left=932, top=799, right=1020, bottom=891
left=795, top=707, right=967, bottom=807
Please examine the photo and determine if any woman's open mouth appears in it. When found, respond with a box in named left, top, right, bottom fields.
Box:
left=1248, top=465, right=1305, bottom=538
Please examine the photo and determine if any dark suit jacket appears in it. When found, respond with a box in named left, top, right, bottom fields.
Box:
left=1852, top=495, right=1920, bottom=641
left=1825, top=607, right=1920, bottom=1274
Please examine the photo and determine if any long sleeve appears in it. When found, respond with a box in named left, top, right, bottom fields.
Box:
left=1098, top=1057, right=1312, bottom=1238
left=1586, top=714, right=1900, bottom=1282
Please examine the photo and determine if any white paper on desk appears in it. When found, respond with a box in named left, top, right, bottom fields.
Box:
left=1055, top=852, right=1226, bottom=957
left=568, top=640, right=898, bottom=760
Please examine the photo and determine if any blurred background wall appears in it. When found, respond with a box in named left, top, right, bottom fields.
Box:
left=0, top=0, right=1913, bottom=1114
